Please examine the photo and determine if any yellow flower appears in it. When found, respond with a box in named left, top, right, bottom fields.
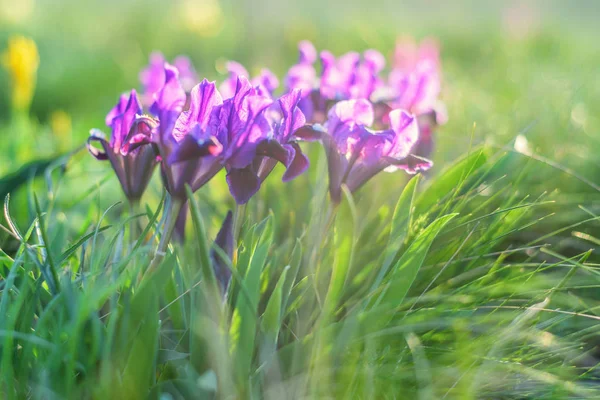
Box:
left=1, top=35, right=39, bottom=111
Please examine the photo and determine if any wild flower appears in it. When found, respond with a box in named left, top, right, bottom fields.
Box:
left=88, top=37, right=444, bottom=253
left=306, top=99, right=431, bottom=202
left=87, top=90, right=158, bottom=203
left=1, top=35, right=39, bottom=111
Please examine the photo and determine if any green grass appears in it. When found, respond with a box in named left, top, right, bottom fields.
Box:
left=1, top=1, right=600, bottom=398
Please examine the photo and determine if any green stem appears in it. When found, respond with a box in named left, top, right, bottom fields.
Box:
left=233, top=203, right=246, bottom=242
left=147, top=198, right=183, bottom=274
left=128, top=199, right=140, bottom=251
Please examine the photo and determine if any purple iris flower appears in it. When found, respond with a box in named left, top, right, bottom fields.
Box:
left=87, top=89, right=158, bottom=202
left=138, top=66, right=273, bottom=204
left=284, top=41, right=318, bottom=121
left=320, top=49, right=385, bottom=101
left=375, top=37, right=447, bottom=159
left=311, top=99, right=432, bottom=203
left=139, top=51, right=199, bottom=106
left=252, top=88, right=316, bottom=183
left=284, top=43, right=385, bottom=124
left=219, top=61, right=279, bottom=99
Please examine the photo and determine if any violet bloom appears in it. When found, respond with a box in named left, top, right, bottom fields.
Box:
left=284, top=41, right=318, bottom=121
left=385, top=38, right=447, bottom=159
left=152, top=71, right=275, bottom=204
left=219, top=61, right=279, bottom=99
left=253, top=89, right=315, bottom=182
left=285, top=44, right=385, bottom=124
left=320, top=49, right=385, bottom=101
left=139, top=51, right=199, bottom=106
left=313, top=99, right=432, bottom=203
left=87, top=89, right=158, bottom=202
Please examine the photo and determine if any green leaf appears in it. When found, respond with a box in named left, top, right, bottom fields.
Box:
left=416, top=147, right=488, bottom=213
left=372, top=213, right=457, bottom=309
left=281, top=239, right=302, bottom=314
left=230, top=216, right=273, bottom=386
left=56, top=225, right=111, bottom=265
left=371, top=175, right=420, bottom=293
left=186, top=185, right=216, bottom=287
left=261, top=266, right=289, bottom=338
left=116, top=253, right=176, bottom=398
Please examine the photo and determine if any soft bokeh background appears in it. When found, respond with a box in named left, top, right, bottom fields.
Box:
left=1, top=0, right=598, bottom=163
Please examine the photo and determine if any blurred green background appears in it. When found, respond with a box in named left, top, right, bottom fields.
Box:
left=1, top=0, right=598, bottom=164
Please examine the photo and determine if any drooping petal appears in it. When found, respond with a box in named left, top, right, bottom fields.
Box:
left=282, top=142, right=309, bottom=182
left=384, top=154, right=433, bottom=174
left=210, top=211, right=234, bottom=292
left=168, top=134, right=223, bottom=165
left=226, top=166, right=261, bottom=205
left=292, top=124, right=324, bottom=142
left=87, top=129, right=110, bottom=160
left=256, top=139, right=292, bottom=166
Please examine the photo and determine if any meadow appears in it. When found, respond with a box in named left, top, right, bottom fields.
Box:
left=1, top=1, right=600, bottom=399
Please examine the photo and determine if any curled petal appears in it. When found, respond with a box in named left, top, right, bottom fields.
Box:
left=256, top=139, right=292, bottom=166
left=87, top=129, right=109, bottom=160
left=292, top=124, right=323, bottom=142
left=282, top=142, right=309, bottom=182
left=226, top=166, right=261, bottom=205
left=168, top=135, right=223, bottom=165
left=384, top=154, right=433, bottom=174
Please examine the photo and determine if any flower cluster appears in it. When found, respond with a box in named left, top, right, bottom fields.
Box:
left=88, top=37, right=445, bottom=208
